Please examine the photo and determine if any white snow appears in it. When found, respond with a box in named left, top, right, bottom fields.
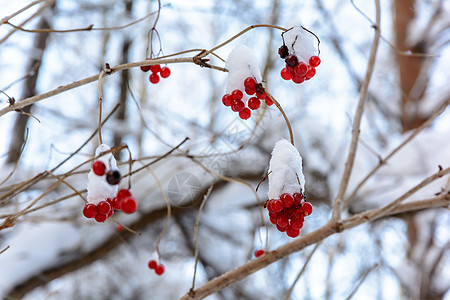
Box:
left=268, top=139, right=306, bottom=199
left=86, top=144, right=118, bottom=205
left=225, top=44, right=262, bottom=94
left=283, top=22, right=318, bottom=63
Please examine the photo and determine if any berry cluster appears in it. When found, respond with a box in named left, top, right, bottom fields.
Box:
left=265, top=192, right=313, bottom=238
left=140, top=63, right=171, bottom=84
left=221, top=77, right=273, bottom=120
left=278, top=45, right=321, bottom=84
left=148, top=260, right=165, bottom=276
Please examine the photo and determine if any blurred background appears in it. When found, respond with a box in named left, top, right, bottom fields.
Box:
left=0, top=0, right=449, bottom=299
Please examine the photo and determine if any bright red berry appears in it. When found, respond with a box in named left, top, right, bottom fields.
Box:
left=292, top=75, right=305, bottom=84
left=160, top=66, right=171, bottom=78
left=150, top=64, right=162, bottom=73
left=247, top=97, right=260, bottom=110
left=280, top=68, right=292, bottom=80
left=276, top=224, right=288, bottom=232
left=239, top=108, right=251, bottom=120
left=112, top=197, right=122, bottom=210
left=121, top=197, right=137, bottom=214
left=302, top=202, right=313, bottom=216
left=97, top=200, right=112, bottom=214
left=294, top=62, right=308, bottom=77
left=95, top=213, right=107, bottom=223
left=92, top=161, right=106, bottom=176
left=293, top=193, right=304, bottom=203
left=83, top=203, right=97, bottom=219
left=290, top=218, right=304, bottom=230
left=270, top=217, right=277, bottom=225
left=140, top=65, right=151, bottom=72
left=280, top=193, right=294, bottom=208
left=149, top=73, right=160, bottom=84
left=222, top=94, right=233, bottom=106
left=270, top=199, right=284, bottom=213
left=117, top=189, right=132, bottom=200
left=277, top=215, right=289, bottom=228
left=254, top=249, right=265, bottom=257
left=286, top=227, right=300, bottom=238
left=231, top=89, right=243, bottom=101
left=265, top=97, right=274, bottom=106
left=309, top=55, right=321, bottom=67
left=245, top=87, right=256, bottom=95
left=155, top=264, right=165, bottom=275
left=231, top=100, right=245, bottom=112
left=305, top=66, right=316, bottom=79
left=244, top=77, right=257, bottom=89
left=148, top=260, right=157, bottom=269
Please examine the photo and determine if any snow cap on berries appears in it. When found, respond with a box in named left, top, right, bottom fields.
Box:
left=225, top=45, right=262, bottom=94
left=268, top=139, right=305, bottom=199
left=87, top=144, right=118, bottom=205
left=283, top=22, right=317, bottom=63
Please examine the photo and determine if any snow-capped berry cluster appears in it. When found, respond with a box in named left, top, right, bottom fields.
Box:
left=148, top=260, right=165, bottom=276
left=140, top=63, right=171, bottom=84
left=266, top=139, right=312, bottom=237
left=83, top=144, right=138, bottom=223
left=223, top=45, right=273, bottom=120
left=278, top=24, right=320, bottom=84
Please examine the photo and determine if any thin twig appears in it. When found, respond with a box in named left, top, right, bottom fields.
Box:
left=263, top=88, right=294, bottom=146
left=0, top=245, right=9, bottom=255
left=97, top=70, right=106, bottom=144
left=0, top=0, right=45, bottom=25
left=346, top=264, right=379, bottom=300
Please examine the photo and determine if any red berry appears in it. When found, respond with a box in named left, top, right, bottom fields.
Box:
left=285, top=54, right=298, bottom=68
left=245, top=87, right=256, bottom=95
left=148, top=260, right=157, bottom=269
left=256, top=91, right=267, bottom=100
left=265, top=98, right=274, bottom=106
left=293, top=193, right=304, bottom=203
left=231, top=89, right=243, bottom=101
left=277, top=215, right=289, bottom=228
left=117, top=189, right=132, bottom=200
left=247, top=97, right=260, bottom=110
left=95, top=213, right=107, bottom=223
left=122, top=197, right=138, bottom=214
left=140, top=65, right=151, bottom=72
left=107, top=209, right=114, bottom=218
left=290, top=218, right=304, bottom=230
left=309, top=55, right=321, bottom=67
left=112, top=197, right=122, bottom=210
left=286, top=227, right=300, bottom=238
left=292, top=75, right=305, bottom=84
left=149, top=73, right=160, bottom=84
left=150, top=64, right=162, bottom=73
left=280, top=193, right=294, bottom=208
left=302, top=202, right=313, bottom=216
left=83, top=203, right=97, bottom=219
left=231, top=100, right=245, bottom=112
left=244, top=77, right=257, bottom=90
left=278, top=45, right=289, bottom=59
left=280, top=68, right=292, bottom=80
left=276, top=224, right=288, bottom=232
left=160, top=66, right=171, bottom=78
left=106, top=170, right=121, bottom=185
left=116, top=224, right=124, bottom=232
left=155, top=264, right=165, bottom=275
left=294, top=62, right=308, bottom=77
left=270, top=199, right=284, bottom=213
left=239, top=108, right=251, bottom=120
left=222, top=94, right=233, bottom=106
left=270, top=217, right=278, bottom=225
left=254, top=249, right=265, bottom=257
left=305, top=66, right=316, bottom=79
left=97, top=200, right=112, bottom=214
left=286, top=64, right=295, bottom=74
left=92, top=161, right=106, bottom=176
left=294, top=207, right=305, bottom=219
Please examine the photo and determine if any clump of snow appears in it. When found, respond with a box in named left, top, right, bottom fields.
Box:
left=268, top=139, right=305, bottom=199
left=283, top=22, right=317, bottom=63
left=86, top=144, right=118, bottom=205
left=225, top=44, right=262, bottom=94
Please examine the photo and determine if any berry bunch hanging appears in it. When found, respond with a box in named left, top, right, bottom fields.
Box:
left=140, top=63, right=171, bottom=84
left=266, top=139, right=313, bottom=238
left=148, top=259, right=165, bottom=276
left=222, top=45, right=273, bottom=120
left=278, top=24, right=321, bottom=84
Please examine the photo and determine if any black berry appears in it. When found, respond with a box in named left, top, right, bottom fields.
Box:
left=106, top=170, right=121, bottom=185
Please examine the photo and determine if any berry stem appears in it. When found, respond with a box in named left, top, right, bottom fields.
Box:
left=97, top=69, right=106, bottom=145
left=263, top=87, right=294, bottom=146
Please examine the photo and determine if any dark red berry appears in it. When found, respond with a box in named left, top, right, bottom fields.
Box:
left=95, top=213, right=107, bottom=223
left=245, top=87, right=256, bottom=95
left=149, top=73, right=160, bottom=84
left=155, top=264, right=165, bottom=275
left=294, top=62, right=308, bottom=77
left=97, top=200, right=112, bottom=214
left=305, top=66, right=316, bottom=79
left=160, top=66, right=171, bottom=78
left=276, top=224, right=288, bottom=232
left=112, top=197, right=122, bottom=210
left=293, top=193, right=304, bottom=203
left=255, top=83, right=264, bottom=96
left=280, top=68, right=292, bottom=80
left=239, top=108, right=251, bottom=120
left=286, top=227, right=300, bottom=238
left=106, top=170, right=121, bottom=185
left=280, top=193, right=294, bottom=208
left=270, top=217, right=278, bottom=225
left=222, top=94, right=233, bottom=106
left=150, top=64, right=162, bottom=73
left=290, top=219, right=304, bottom=230
left=278, top=45, right=289, bottom=59
left=92, top=161, right=106, bottom=176
left=309, top=55, right=321, bottom=67
left=140, top=65, right=151, bottom=72
left=83, top=203, right=97, bottom=219
left=148, top=260, right=157, bottom=269
left=121, top=197, right=138, bottom=214
left=286, top=64, right=295, bottom=74
left=277, top=215, right=289, bottom=228
left=231, top=100, right=245, bottom=112
left=247, top=97, right=260, bottom=110
left=292, top=75, right=305, bottom=84
left=265, top=98, right=274, bottom=106
left=231, top=89, right=243, bottom=101
left=285, top=54, right=298, bottom=68
left=244, top=77, right=257, bottom=90
left=254, top=249, right=265, bottom=257
left=302, top=202, right=313, bottom=216
left=270, top=199, right=284, bottom=213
